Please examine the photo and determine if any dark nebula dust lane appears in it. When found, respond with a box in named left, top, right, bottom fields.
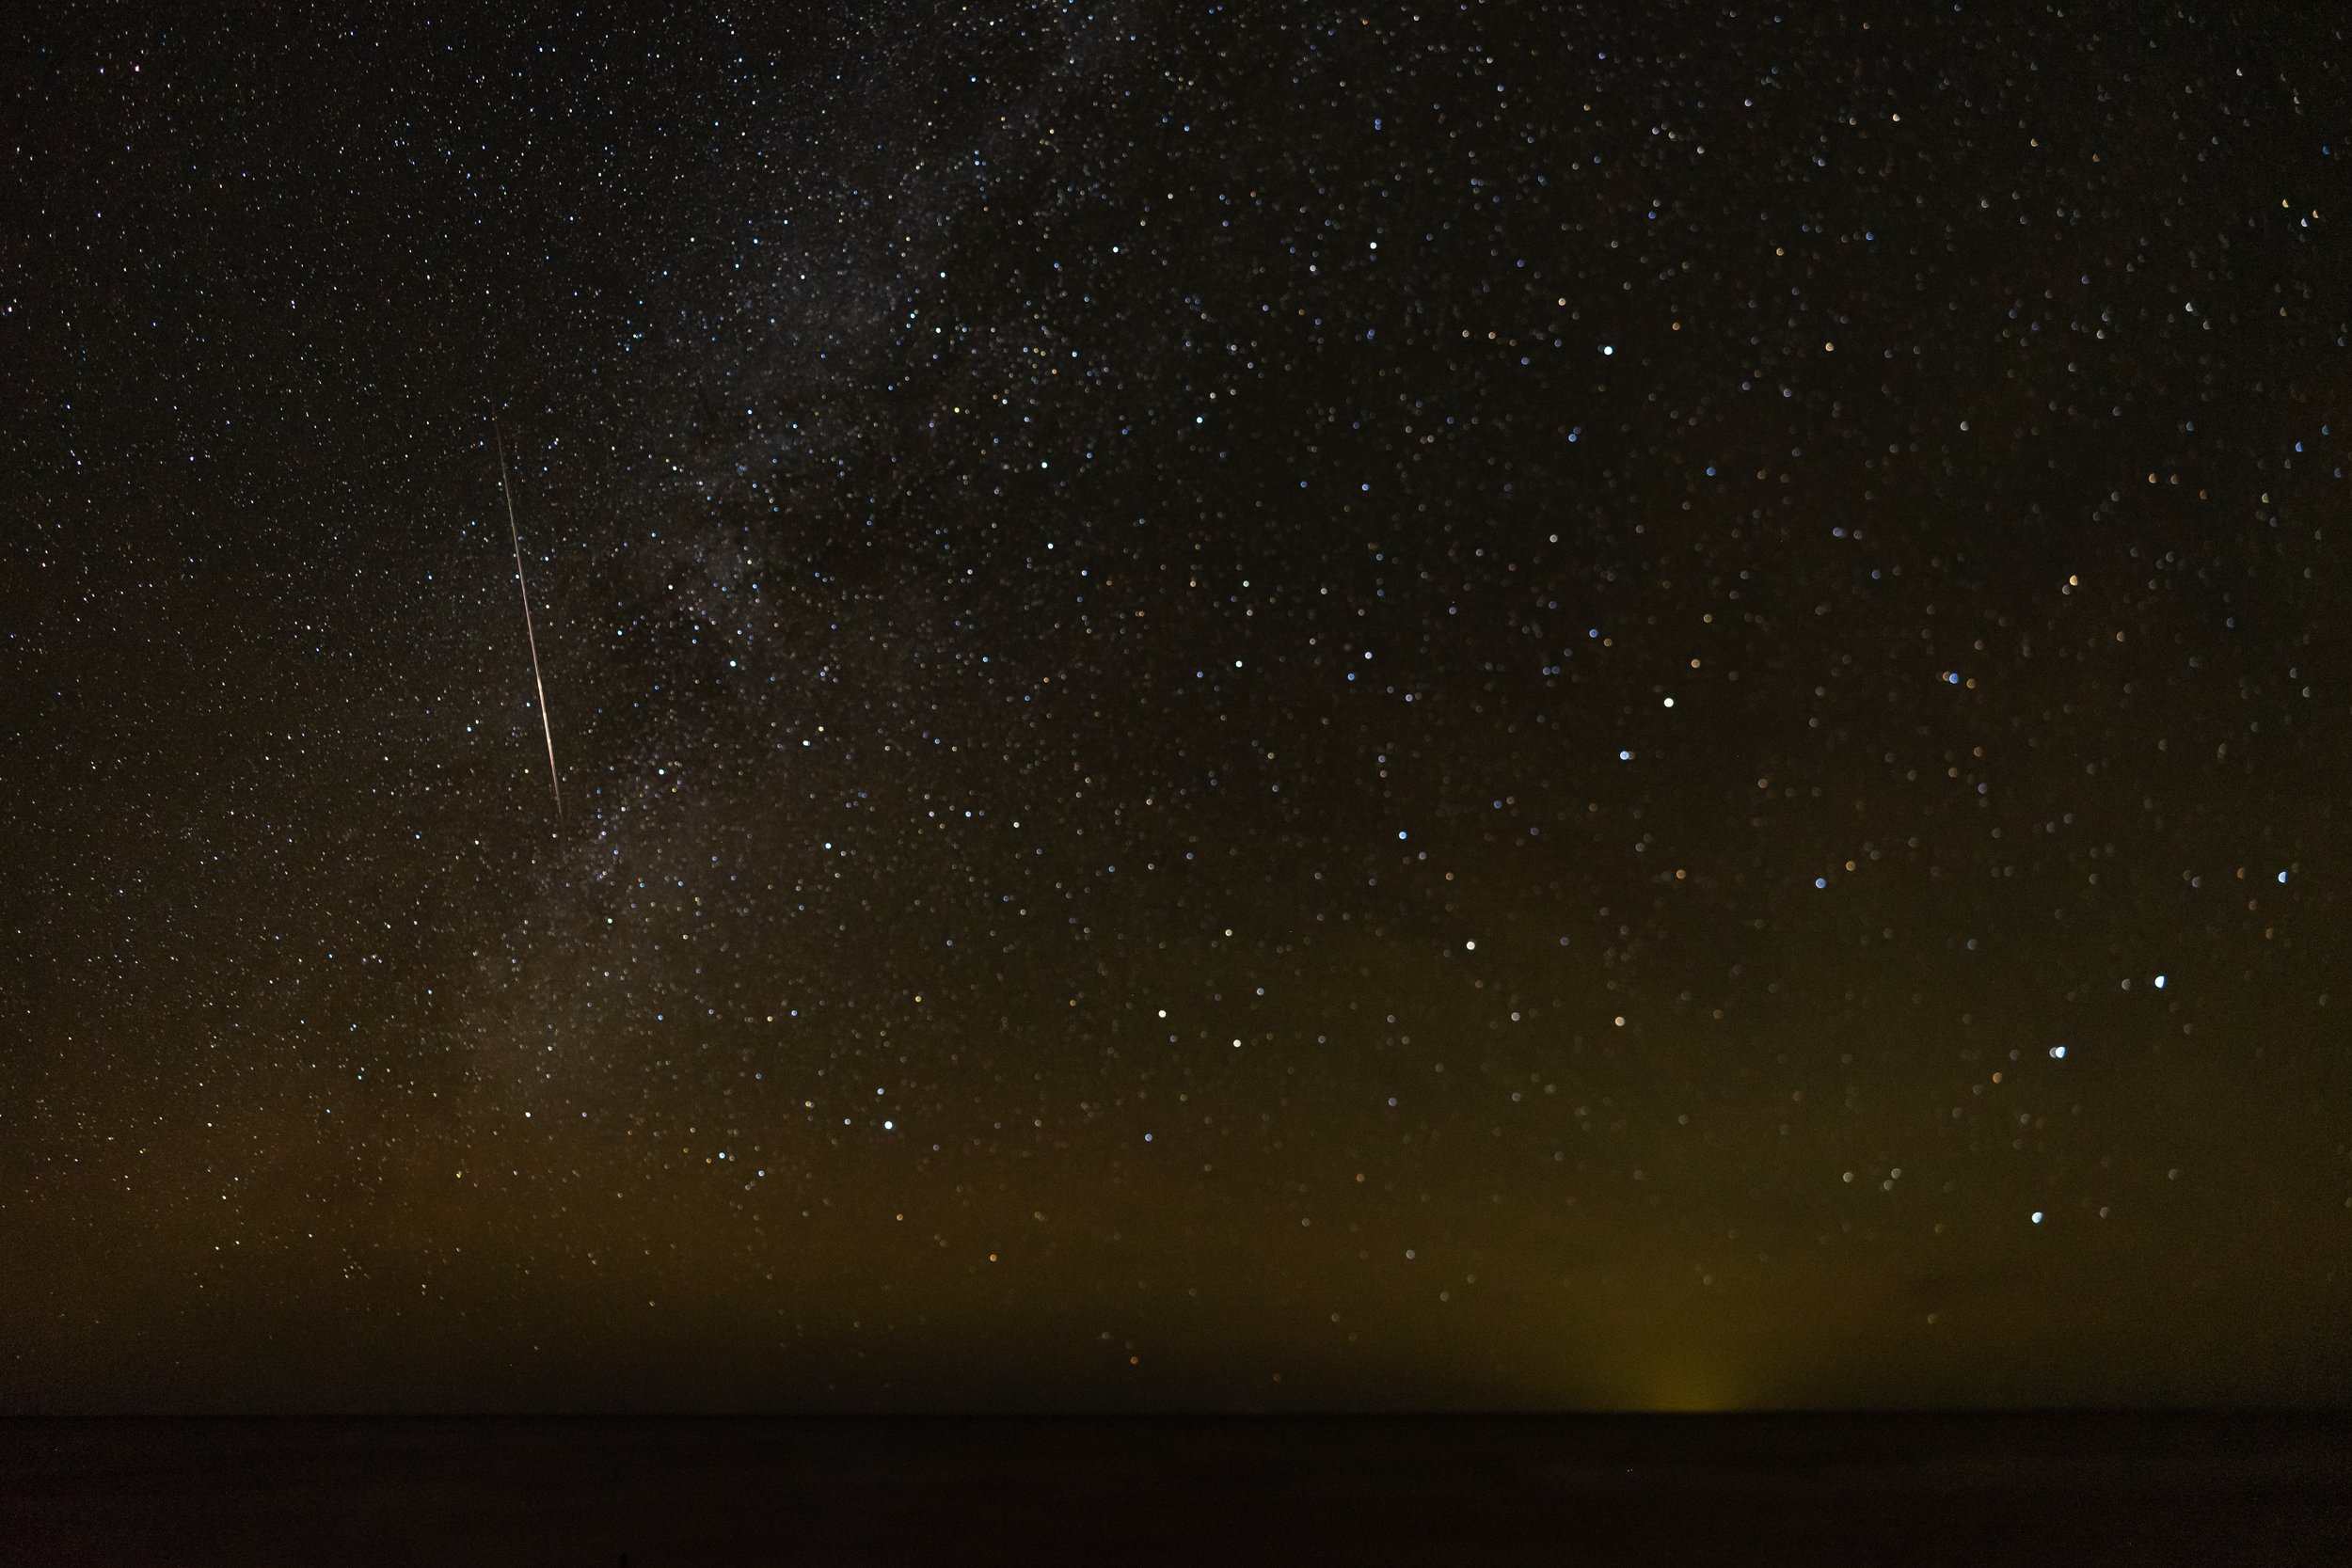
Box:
left=6, top=3, right=2349, bottom=1412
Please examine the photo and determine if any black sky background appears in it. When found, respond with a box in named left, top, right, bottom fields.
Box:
left=5, top=2, right=2350, bottom=1411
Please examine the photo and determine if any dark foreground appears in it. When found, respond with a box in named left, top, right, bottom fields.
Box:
left=5, top=1414, right=2348, bottom=1565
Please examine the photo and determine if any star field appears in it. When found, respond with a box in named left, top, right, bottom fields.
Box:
left=6, top=3, right=2349, bottom=1411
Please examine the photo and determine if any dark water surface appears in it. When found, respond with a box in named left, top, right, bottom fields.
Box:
left=5, top=1414, right=2347, bottom=1564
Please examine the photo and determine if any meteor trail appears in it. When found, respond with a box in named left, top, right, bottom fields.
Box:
left=495, top=421, right=562, bottom=822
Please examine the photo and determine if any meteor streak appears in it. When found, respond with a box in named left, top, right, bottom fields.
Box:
left=495, top=422, right=563, bottom=822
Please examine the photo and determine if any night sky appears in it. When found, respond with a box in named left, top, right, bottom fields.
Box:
left=8, top=3, right=2350, bottom=1414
